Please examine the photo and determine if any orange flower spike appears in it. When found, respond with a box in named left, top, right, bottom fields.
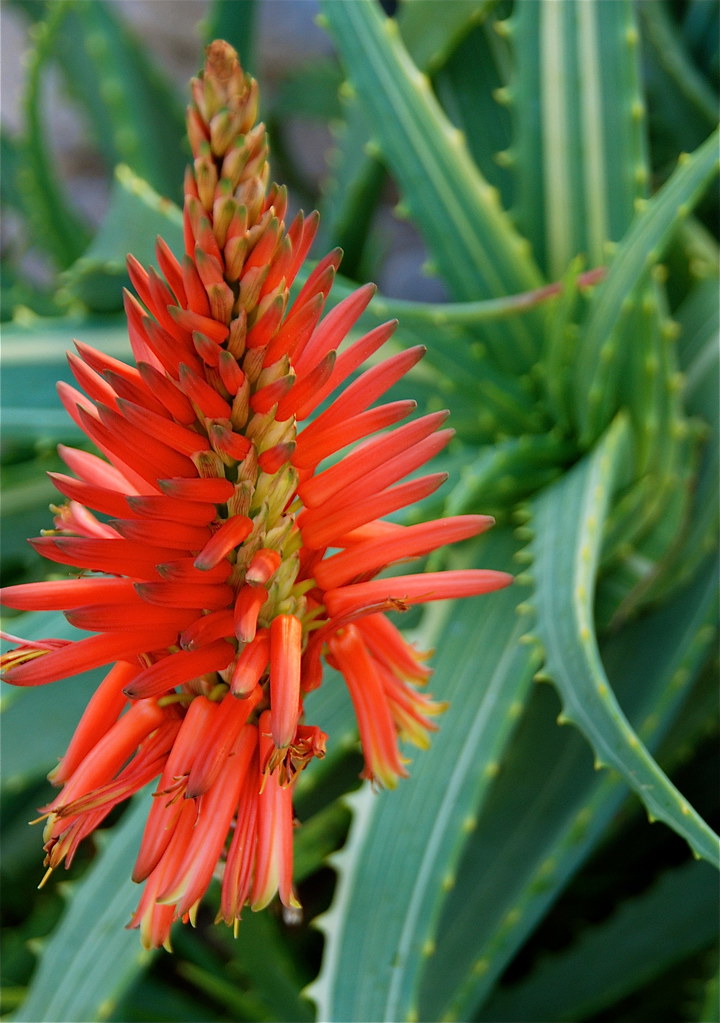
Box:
left=158, top=724, right=256, bottom=916
left=356, top=613, right=433, bottom=685
left=246, top=548, right=282, bottom=585
left=130, top=799, right=199, bottom=950
left=219, top=753, right=259, bottom=925
left=233, top=584, right=267, bottom=644
left=185, top=688, right=261, bottom=797
left=314, top=515, right=496, bottom=591
left=251, top=712, right=299, bottom=911
left=49, top=716, right=181, bottom=822
left=3, top=629, right=176, bottom=687
left=325, top=569, right=514, bottom=620
left=328, top=626, right=408, bottom=789
left=0, top=41, right=513, bottom=942
left=269, top=614, right=303, bottom=751
left=230, top=628, right=270, bottom=697
left=44, top=700, right=167, bottom=819
left=193, top=514, right=253, bottom=570
left=48, top=660, right=135, bottom=784
left=122, top=641, right=235, bottom=700
left=133, top=696, right=218, bottom=883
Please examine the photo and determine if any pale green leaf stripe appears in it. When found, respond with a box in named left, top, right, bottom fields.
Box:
left=307, top=530, right=539, bottom=1022
left=540, top=0, right=574, bottom=278
left=319, top=0, right=544, bottom=372
left=481, top=857, right=718, bottom=1022
left=531, top=417, right=720, bottom=867
left=576, top=128, right=719, bottom=442
left=12, top=795, right=154, bottom=1023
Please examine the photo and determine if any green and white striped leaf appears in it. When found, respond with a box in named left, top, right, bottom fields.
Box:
left=307, top=529, right=539, bottom=1022
left=433, top=13, right=514, bottom=210
left=318, top=0, right=498, bottom=275
left=530, top=417, right=719, bottom=866
left=319, top=0, right=544, bottom=374
left=512, top=0, right=649, bottom=278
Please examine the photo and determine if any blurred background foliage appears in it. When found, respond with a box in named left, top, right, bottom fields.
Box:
left=0, top=1, right=718, bottom=1021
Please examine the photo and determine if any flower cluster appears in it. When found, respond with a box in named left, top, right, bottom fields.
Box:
left=0, top=42, right=511, bottom=949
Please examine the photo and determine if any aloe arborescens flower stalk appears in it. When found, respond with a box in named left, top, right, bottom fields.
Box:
left=0, top=42, right=511, bottom=949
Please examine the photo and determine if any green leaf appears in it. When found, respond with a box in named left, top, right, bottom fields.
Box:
left=433, top=14, right=514, bottom=210
left=11, top=794, right=154, bottom=1023
left=573, top=128, right=719, bottom=444
left=624, top=273, right=720, bottom=607
left=19, top=3, right=92, bottom=267
left=315, top=95, right=386, bottom=280
left=640, top=1, right=718, bottom=166
left=446, top=431, right=575, bottom=518
left=0, top=451, right=73, bottom=584
left=201, top=0, right=257, bottom=70
left=1, top=130, right=26, bottom=214
left=55, top=0, right=186, bottom=200
left=271, top=58, right=344, bottom=123
left=61, top=165, right=183, bottom=312
left=176, top=910, right=315, bottom=1023
left=307, top=528, right=539, bottom=1022
left=1, top=612, right=107, bottom=792
left=480, top=857, right=719, bottom=1022
left=317, top=1, right=497, bottom=278
left=530, top=417, right=719, bottom=866
left=397, top=0, right=495, bottom=74
left=0, top=315, right=130, bottom=439
left=319, top=0, right=545, bottom=374
left=512, top=0, right=649, bottom=277
left=321, top=268, right=600, bottom=440
left=419, top=549, right=718, bottom=1021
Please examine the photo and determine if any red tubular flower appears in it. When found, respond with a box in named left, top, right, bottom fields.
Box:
left=0, top=42, right=512, bottom=948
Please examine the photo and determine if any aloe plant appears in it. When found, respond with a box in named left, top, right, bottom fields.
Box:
left=1, top=1, right=717, bottom=1021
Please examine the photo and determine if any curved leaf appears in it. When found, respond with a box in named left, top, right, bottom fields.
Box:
left=420, top=546, right=718, bottom=1021
left=530, top=417, right=719, bottom=866
left=0, top=317, right=130, bottom=438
